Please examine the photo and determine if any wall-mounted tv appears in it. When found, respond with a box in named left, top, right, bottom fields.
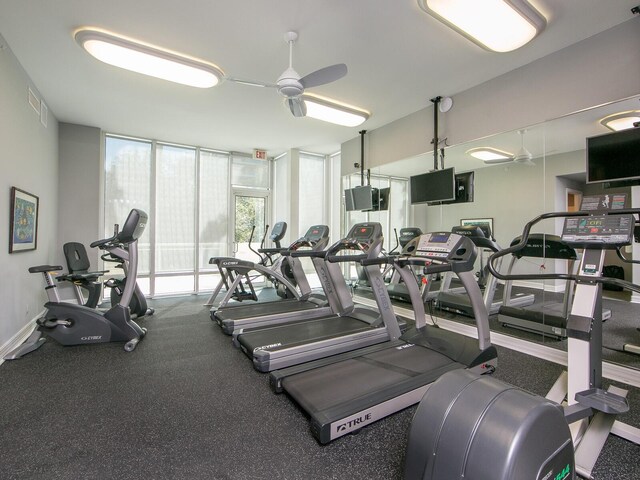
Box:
left=587, top=127, right=640, bottom=183
left=345, top=185, right=389, bottom=211
left=410, top=167, right=456, bottom=204
left=344, top=188, right=356, bottom=211
left=376, top=187, right=390, bottom=211
left=442, top=171, right=475, bottom=205
left=352, top=185, right=374, bottom=211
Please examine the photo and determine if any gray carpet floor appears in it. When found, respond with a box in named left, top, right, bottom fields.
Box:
left=0, top=295, right=638, bottom=479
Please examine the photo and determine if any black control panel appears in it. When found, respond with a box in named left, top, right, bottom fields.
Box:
left=412, top=232, right=476, bottom=271
left=561, top=214, right=634, bottom=248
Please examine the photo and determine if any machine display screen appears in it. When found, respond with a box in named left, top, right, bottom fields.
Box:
left=430, top=233, right=450, bottom=243
left=562, top=214, right=633, bottom=247
left=354, top=226, right=373, bottom=239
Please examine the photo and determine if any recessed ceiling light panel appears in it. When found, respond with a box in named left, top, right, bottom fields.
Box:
left=600, top=111, right=640, bottom=131
left=74, top=28, right=224, bottom=88
left=417, top=0, right=547, bottom=52
left=301, top=94, right=370, bottom=127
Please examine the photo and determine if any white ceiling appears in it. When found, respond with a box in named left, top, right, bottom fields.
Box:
left=0, top=0, right=637, bottom=156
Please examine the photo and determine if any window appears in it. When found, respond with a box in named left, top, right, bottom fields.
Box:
left=155, top=144, right=196, bottom=294
left=104, top=136, right=152, bottom=281
left=199, top=150, right=230, bottom=289
left=231, top=155, right=269, bottom=188
left=298, top=153, right=326, bottom=236
left=104, top=136, right=244, bottom=296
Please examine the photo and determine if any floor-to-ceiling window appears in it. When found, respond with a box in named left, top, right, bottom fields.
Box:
left=298, top=152, right=326, bottom=236
left=104, top=135, right=270, bottom=296
left=104, top=136, right=152, bottom=293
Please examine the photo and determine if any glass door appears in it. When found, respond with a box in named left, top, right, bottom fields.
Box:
left=232, top=193, right=268, bottom=263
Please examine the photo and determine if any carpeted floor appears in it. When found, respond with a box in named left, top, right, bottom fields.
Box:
left=0, top=295, right=638, bottom=479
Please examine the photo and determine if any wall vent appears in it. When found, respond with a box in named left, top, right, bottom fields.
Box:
left=27, top=87, right=40, bottom=114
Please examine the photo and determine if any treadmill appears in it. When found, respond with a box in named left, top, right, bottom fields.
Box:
left=270, top=231, right=498, bottom=444
left=498, top=233, right=611, bottom=339
left=233, top=222, right=409, bottom=372
left=436, top=225, right=535, bottom=316
left=213, top=225, right=333, bottom=334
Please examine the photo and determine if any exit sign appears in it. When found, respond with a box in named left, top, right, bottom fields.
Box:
left=253, top=149, right=267, bottom=160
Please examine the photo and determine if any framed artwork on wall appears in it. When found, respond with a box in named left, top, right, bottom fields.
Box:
left=460, top=218, right=494, bottom=237
left=9, top=187, right=39, bottom=253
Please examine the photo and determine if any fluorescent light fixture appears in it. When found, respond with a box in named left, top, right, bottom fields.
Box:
left=600, top=111, right=640, bottom=131
left=466, top=147, right=513, bottom=162
left=417, top=0, right=547, bottom=52
left=301, top=94, right=370, bottom=127
left=74, top=28, right=224, bottom=88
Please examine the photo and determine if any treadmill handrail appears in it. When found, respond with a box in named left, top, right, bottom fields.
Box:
left=327, top=253, right=368, bottom=263
left=290, top=250, right=327, bottom=258
left=488, top=209, right=640, bottom=294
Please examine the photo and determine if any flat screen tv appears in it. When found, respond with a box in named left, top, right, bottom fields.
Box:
left=442, top=171, right=474, bottom=205
left=352, top=185, right=374, bottom=211
left=410, top=167, right=456, bottom=204
left=587, top=127, right=640, bottom=183
left=376, top=187, right=390, bottom=211
left=344, top=188, right=356, bottom=211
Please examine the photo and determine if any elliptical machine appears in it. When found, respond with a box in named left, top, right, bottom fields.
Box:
left=405, top=199, right=639, bottom=480
left=4, top=209, right=149, bottom=359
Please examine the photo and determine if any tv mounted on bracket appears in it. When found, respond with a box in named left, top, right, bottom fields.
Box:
left=442, top=171, right=474, bottom=205
left=410, top=167, right=456, bottom=205
left=587, top=127, right=640, bottom=184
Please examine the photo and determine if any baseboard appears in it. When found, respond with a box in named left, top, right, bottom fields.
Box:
left=0, top=310, right=44, bottom=366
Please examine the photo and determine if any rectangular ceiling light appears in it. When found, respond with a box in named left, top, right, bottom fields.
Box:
left=302, top=94, right=370, bottom=127
left=466, top=147, right=513, bottom=162
left=418, top=0, right=547, bottom=52
left=74, top=28, right=224, bottom=88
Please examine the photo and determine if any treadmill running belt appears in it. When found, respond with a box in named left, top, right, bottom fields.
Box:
left=239, top=316, right=374, bottom=354
left=216, top=298, right=318, bottom=321
left=281, top=344, right=455, bottom=414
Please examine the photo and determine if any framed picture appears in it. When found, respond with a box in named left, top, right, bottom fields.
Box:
left=9, top=187, right=39, bottom=253
left=460, top=218, right=494, bottom=237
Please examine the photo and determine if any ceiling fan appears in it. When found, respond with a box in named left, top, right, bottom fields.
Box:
left=226, top=31, right=347, bottom=118
left=483, top=129, right=535, bottom=166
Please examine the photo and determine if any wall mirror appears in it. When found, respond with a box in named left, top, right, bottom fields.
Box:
left=345, top=94, right=640, bottom=372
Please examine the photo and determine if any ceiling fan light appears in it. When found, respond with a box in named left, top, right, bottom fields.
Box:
left=600, top=111, right=640, bottom=131
left=466, top=147, right=513, bottom=161
left=302, top=94, right=369, bottom=127
left=417, top=0, right=546, bottom=52
left=74, top=28, right=224, bottom=88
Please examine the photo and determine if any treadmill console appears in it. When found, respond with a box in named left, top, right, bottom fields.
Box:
left=303, top=225, right=330, bottom=243
left=413, top=232, right=476, bottom=270
left=344, top=223, right=383, bottom=250
left=561, top=214, right=634, bottom=249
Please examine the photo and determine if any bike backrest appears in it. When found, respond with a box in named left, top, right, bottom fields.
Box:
left=116, top=209, right=148, bottom=244
left=63, top=242, right=91, bottom=273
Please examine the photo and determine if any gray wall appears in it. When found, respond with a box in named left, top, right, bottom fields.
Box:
left=58, top=123, right=102, bottom=266
left=341, top=17, right=640, bottom=172
left=0, top=34, right=59, bottom=350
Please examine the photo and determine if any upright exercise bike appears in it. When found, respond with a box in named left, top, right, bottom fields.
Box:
left=5, top=209, right=149, bottom=359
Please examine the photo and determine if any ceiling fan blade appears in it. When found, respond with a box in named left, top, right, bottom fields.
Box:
left=483, top=157, right=514, bottom=165
left=226, top=77, right=277, bottom=88
left=299, top=64, right=347, bottom=89
left=286, top=97, right=307, bottom=117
